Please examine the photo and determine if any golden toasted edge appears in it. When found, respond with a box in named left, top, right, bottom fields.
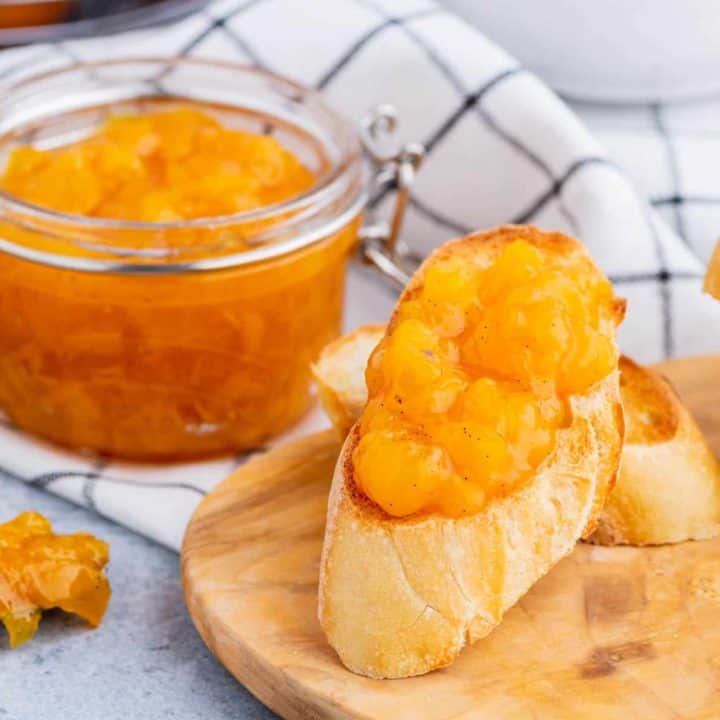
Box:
left=318, top=225, right=624, bottom=678
left=618, top=355, right=680, bottom=444
left=590, top=356, right=720, bottom=545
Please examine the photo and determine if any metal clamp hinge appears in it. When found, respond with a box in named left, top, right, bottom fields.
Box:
left=358, top=105, right=425, bottom=289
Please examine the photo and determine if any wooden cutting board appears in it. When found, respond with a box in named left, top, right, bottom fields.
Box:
left=181, top=355, right=720, bottom=720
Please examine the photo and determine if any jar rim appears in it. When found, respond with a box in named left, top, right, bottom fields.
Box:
left=0, top=57, right=366, bottom=271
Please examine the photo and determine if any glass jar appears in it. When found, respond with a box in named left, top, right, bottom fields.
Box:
left=0, top=58, right=368, bottom=460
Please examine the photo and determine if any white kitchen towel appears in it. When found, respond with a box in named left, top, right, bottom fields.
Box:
left=0, top=0, right=718, bottom=550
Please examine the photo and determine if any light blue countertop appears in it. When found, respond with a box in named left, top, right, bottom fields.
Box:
left=0, top=474, right=278, bottom=720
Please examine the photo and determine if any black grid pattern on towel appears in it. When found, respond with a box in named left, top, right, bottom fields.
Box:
left=571, top=96, right=720, bottom=355
left=645, top=101, right=720, bottom=266
left=569, top=94, right=720, bottom=258
left=652, top=103, right=688, bottom=248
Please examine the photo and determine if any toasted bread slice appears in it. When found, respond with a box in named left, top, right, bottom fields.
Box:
left=589, top=357, right=720, bottom=545
left=318, top=226, right=624, bottom=678
left=315, top=329, right=720, bottom=547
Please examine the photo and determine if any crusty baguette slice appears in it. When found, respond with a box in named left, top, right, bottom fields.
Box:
left=318, top=226, right=624, bottom=679
left=589, top=356, right=720, bottom=545
left=315, top=328, right=720, bottom=547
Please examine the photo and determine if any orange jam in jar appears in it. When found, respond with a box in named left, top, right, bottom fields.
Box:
left=354, top=231, right=622, bottom=518
left=0, top=60, right=364, bottom=460
left=1, top=108, right=316, bottom=223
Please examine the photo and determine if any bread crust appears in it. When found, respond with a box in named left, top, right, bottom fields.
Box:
left=317, top=225, right=624, bottom=678
left=589, top=357, right=720, bottom=545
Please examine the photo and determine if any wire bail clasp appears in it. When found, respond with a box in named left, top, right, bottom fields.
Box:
left=358, top=105, right=425, bottom=289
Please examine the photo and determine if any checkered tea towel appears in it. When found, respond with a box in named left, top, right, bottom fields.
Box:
left=0, top=0, right=718, bottom=550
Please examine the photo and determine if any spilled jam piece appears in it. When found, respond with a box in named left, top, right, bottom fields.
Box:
left=1, top=108, right=315, bottom=222
left=0, top=512, right=110, bottom=648
left=354, top=237, right=621, bottom=518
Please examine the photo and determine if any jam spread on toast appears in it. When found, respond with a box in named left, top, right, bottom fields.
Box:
left=354, top=236, right=621, bottom=517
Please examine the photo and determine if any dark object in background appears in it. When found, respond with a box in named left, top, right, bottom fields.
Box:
left=0, top=0, right=210, bottom=45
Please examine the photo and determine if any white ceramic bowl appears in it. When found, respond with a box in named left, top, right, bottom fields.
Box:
left=441, top=0, right=720, bottom=102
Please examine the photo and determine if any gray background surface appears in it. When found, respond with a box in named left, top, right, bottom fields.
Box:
left=0, top=475, right=278, bottom=720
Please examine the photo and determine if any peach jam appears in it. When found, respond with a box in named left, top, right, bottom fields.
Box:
left=0, top=60, right=364, bottom=460
left=0, top=512, right=110, bottom=648
left=353, top=232, right=622, bottom=518
left=1, top=108, right=315, bottom=223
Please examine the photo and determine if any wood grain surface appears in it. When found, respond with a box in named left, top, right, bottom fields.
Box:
left=182, top=355, right=720, bottom=720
